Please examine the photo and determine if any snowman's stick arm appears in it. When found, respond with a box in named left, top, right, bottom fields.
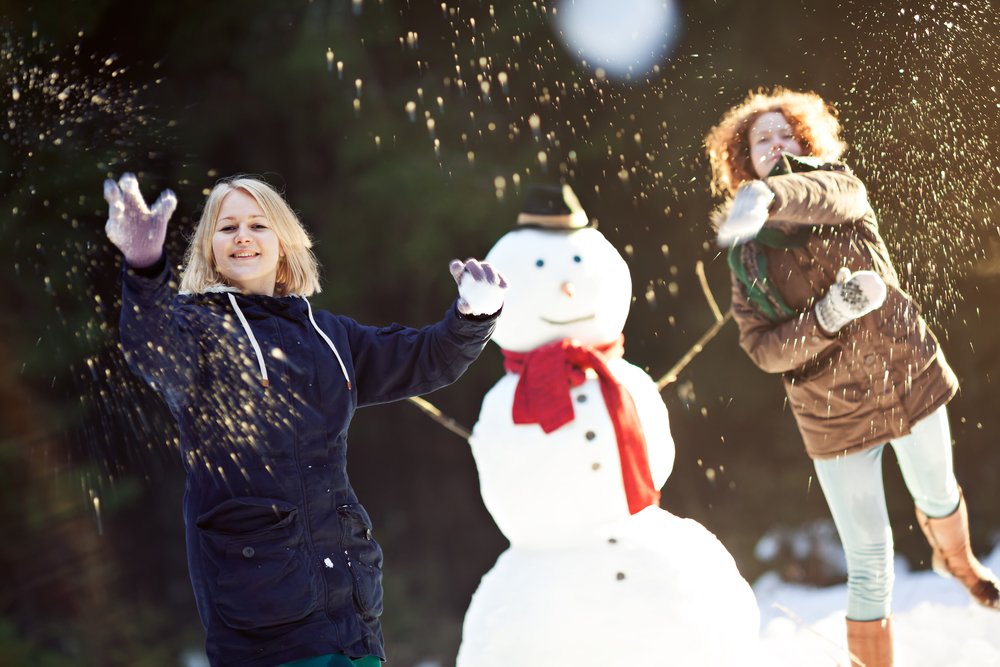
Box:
left=407, top=395, right=472, bottom=440
left=655, top=309, right=733, bottom=390
left=655, top=260, right=733, bottom=389
left=696, top=260, right=725, bottom=324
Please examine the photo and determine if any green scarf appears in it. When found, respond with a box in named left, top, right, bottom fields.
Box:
left=728, top=228, right=811, bottom=321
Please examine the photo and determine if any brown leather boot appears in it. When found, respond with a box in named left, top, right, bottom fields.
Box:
left=914, top=492, right=1000, bottom=610
left=846, top=617, right=893, bottom=667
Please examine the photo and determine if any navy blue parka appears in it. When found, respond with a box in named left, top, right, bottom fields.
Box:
left=119, top=257, right=496, bottom=667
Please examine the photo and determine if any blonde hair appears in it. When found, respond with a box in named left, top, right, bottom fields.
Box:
left=705, top=88, right=847, bottom=197
left=179, top=176, right=322, bottom=296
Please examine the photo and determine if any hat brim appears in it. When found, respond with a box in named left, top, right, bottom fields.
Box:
left=516, top=211, right=592, bottom=230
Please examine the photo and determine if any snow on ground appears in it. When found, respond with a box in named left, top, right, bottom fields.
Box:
left=180, top=544, right=1000, bottom=667
left=753, top=544, right=1000, bottom=666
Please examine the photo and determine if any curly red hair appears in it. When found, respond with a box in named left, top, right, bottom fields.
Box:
left=705, top=88, right=847, bottom=197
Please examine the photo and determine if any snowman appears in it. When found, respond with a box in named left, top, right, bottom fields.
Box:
left=457, top=185, right=759, bottom=667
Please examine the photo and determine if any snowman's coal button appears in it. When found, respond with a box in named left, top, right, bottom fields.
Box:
left=607, top=537, right=618, bottom=544
left=585, top=430, right=596, bottom=441
left=591, top=462, right=601, bottom=470
left=616, top=572, right=626, bottom=581
left=576, top=394, right=587, bottom=404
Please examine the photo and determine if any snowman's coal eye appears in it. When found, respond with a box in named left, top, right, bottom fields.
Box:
left=572, top=255, right=582, bottom=263
left=535, top=259, right=545, bottom=268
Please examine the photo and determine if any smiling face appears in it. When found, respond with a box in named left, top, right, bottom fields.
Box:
left=748, top=111, right=805, bottom=179
left=485, top=227, right=631, bottom=352
left=211, top=189, right=284, bottom=295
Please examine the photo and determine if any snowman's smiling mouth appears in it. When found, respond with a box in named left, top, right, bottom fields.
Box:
left=540, top=314, right=596, bottom=325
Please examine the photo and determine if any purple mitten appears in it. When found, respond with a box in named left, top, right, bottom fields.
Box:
left=449, top=258, right=508, bottom=316
left=104, top=173, right=177, bottom=268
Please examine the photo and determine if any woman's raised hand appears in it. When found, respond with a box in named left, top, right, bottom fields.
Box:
left=449, top=258, right=508, bottom=316
left=104, top=173, right=177, bottom=268
left=717, top=180, right=775, bottom=247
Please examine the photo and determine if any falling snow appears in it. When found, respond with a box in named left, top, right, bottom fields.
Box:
left=2, top=0, right=997, bottom=663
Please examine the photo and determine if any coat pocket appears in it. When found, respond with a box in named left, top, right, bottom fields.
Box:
left=337, top=503, right=384, bottom=621
left=196, top=497, right=321, bottom=630
left=784, top=367, right=864, bottom=420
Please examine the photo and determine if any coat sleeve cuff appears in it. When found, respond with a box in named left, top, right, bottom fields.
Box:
left=446, top=300, right=499, bottom=337
left=127, top=252, right=168, bottom=279
left=796, top=309, right=840, bottom=352
left=122, top=253, right=172, bottom=305
left=457, top=306, right=502, bottom=322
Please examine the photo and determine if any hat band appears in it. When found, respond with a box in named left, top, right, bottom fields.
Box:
left=516, top=211, right=590, bottom=229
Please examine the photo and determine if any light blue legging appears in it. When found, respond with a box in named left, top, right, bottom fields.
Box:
left=813, top=405, right=961, bottom=622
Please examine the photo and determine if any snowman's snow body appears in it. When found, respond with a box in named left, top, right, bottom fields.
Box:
left=457, top=226, right=759, bottom=666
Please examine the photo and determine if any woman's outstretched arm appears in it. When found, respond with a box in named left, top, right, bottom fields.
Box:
left=106, top=173, right=196, bottom=409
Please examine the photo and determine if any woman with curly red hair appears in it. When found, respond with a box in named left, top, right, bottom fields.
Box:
left=706, top=88, right=998, bottom=666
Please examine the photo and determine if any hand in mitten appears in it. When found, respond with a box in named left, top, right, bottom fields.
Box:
left=104, top=172, right=176, bottom=268
left=717, top=180, right=775, bottom=247
left=814, top=267, right=888, bottom=334
left=449, top=258, right=508, bottom=316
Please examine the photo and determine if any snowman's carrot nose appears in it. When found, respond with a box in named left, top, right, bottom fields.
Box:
left=560, top=281, right=576, bottom=297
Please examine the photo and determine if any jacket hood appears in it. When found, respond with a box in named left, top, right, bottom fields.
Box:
left=177, top=290, right=349, bottom=389
left=179, top=290, right=309, bottom=321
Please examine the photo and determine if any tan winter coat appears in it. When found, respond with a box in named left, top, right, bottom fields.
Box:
left=729, top=167, right=959, bottom=459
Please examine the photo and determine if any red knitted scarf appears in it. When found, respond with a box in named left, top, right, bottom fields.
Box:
left=501, top=336, right=659, bottom=515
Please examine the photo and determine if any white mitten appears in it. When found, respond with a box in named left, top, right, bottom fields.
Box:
left=104, top=172, right=177, bottom=268
left=717, top=180, right=775, bottom=247
left=814, top=267, right=888, bottom=333
left=450, top=259, right=508, bottom=316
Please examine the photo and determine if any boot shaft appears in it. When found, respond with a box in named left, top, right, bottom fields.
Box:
left=914, top=492, right=1000, bottom=609
left=846, top=617, right=893, bottom=667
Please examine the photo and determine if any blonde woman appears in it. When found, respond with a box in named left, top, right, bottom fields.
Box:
left=705, top=89, right=998, bottom=666
left=105, top=173, right=506, bottom=667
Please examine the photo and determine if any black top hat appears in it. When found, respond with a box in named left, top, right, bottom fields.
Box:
left=516, top=184, right=592, bottom=230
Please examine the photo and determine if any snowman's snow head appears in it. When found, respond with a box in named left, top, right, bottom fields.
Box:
left=485, top=226, right=632, bottom=352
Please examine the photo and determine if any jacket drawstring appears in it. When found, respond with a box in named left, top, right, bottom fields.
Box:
left=227, top=293, right=270, bottom=388
left=226, top=294, right=353, bottom=391
left=303, top=297, right=353, bottom=390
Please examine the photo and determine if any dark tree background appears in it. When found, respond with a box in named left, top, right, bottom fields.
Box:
left=0, top=1, right=997, bottom=665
